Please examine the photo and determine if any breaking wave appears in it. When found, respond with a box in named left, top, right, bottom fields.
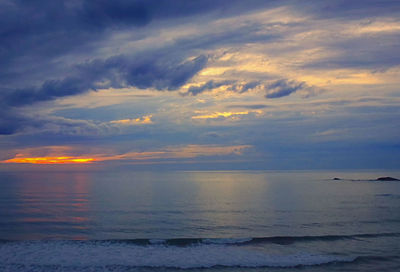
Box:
left=0, top=240, right=359, bottom=270
left=1, top=233, right=397, bottom=270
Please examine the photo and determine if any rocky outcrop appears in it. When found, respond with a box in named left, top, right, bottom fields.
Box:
left=376, top=177, right=399, bottom=181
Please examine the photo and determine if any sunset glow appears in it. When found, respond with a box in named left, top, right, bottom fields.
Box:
left=192, top=111, right=262, bottom=120
left=3, top=157, right=96, bottom=164
left=110, top=115, right=153, bottom=125
left=0, top=0, right=399, bottom=170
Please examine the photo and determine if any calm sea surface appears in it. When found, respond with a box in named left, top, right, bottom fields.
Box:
left=0, top=169, right=399, bottom=271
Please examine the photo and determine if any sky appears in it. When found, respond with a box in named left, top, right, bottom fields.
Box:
left=0, top=0, right=399, bottom=170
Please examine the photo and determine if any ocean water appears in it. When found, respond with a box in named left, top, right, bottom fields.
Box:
left=0, top=169, right=399, bottom=271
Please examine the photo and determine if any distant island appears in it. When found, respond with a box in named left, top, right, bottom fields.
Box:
left=332, top=177, right=399, bottom=181
left=376, top=177, right=399, bottom=181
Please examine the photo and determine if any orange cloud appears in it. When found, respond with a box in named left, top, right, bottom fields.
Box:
left=1, top=144, right=251, bottom=164
left=110, top=115, right=153, bottom=125
left=192, top=110, right=262, bottom=119
left=3, top=156, right=95, bottom=164
left=1, top=145, right=98, bottom=164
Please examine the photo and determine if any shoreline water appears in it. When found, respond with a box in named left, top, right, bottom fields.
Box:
left=1, top=170, right=399, bottom=271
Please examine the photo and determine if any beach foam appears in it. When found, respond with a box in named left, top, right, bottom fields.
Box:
left=0, top=240, right=355, bottom=270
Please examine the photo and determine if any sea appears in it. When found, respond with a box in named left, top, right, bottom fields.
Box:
left=0, top=169, right=399, bottom=272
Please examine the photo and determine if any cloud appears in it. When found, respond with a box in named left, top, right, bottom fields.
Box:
left=124, top=55, right=208, bottom=90
left=113, top=144, right=252, bottom=161
left=299, top=0, right=400, bottom=20
left=1, top=0, right=278, bottom=112
left=0, top=50, right=207, bottom=134
left=0, top=0, right=274, bottom=88
left=1, top=0, right=400, bottom=169
left=0, top=1, right=289, bottom=115
left=184, top=80, right=262, bottom=96
left=193, top=111, right=249, bottom=119
left=265, top=79, right=306, bottom=98
left=185, top=80, right=234, bottom=96
left=1, top=144, right=252, bottom=164
left=3, top=156, right=95, bottom=164
left=2, top=54, right=208, bottom=108
left=110, top=115, right=153, bottom=125
left=0, top=110, right=117, bottom=136
left=0, top=108, right=30, bottom=135
left=6, top=145, right=80, bottom=157
left=314, top=129, right=348, bottom=137
left=4, top=77, right=97, bottom=107
left=192, top=111, right=262, bottom=120
left=230, top=81, right=261, bottom=93
left=226, top=104, right=269, bottom=109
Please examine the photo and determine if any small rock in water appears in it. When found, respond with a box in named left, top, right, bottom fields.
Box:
left=332, top=177, right=341, bottom=180
left=376, top=177, right=399, bottom=181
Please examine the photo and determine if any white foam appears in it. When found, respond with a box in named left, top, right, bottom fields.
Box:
left=0, top=241, right=355, bottom=269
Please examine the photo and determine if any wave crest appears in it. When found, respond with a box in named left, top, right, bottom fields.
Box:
left=0, top=240, right=355, bottom=269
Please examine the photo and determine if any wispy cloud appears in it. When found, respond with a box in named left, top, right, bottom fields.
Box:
left=192, top=111, right=262, bottom=120
left=110, top=115, right=153, bottom=125
left=113, top=144, right=252, bottom=161
left=1, top=144, right=252, bottom=164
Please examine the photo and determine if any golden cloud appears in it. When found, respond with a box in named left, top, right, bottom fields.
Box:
left=1, top=145, right=251, bottom=164
left=110, top=115, right=153, bottom=125
left=3, top=156, right=95, bottom=164
left=192, top=110, right=262, bottom=120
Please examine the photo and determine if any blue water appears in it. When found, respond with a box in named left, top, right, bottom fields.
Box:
left=0, top=169, right=399, bottom=271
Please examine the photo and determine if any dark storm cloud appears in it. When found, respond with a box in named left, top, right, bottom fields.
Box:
left=0, top=52, right=207, bottom=135
left=4, top=77, right=96, bottom=107
left=0, top=0, right=274, bottom=79
left=265, top=79, right=306, bottom=99
left=81, top=0, right=276, bottom=26
left=124, top=55, right=208, bottom=90
left=0, top=0, right=277, bottom=135
left=0, top=0, right=277, bottom=106
left=2, top=54, right=207, bottom=107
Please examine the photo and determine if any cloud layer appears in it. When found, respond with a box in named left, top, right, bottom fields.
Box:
left=1, top=0, right=399, bottom=169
